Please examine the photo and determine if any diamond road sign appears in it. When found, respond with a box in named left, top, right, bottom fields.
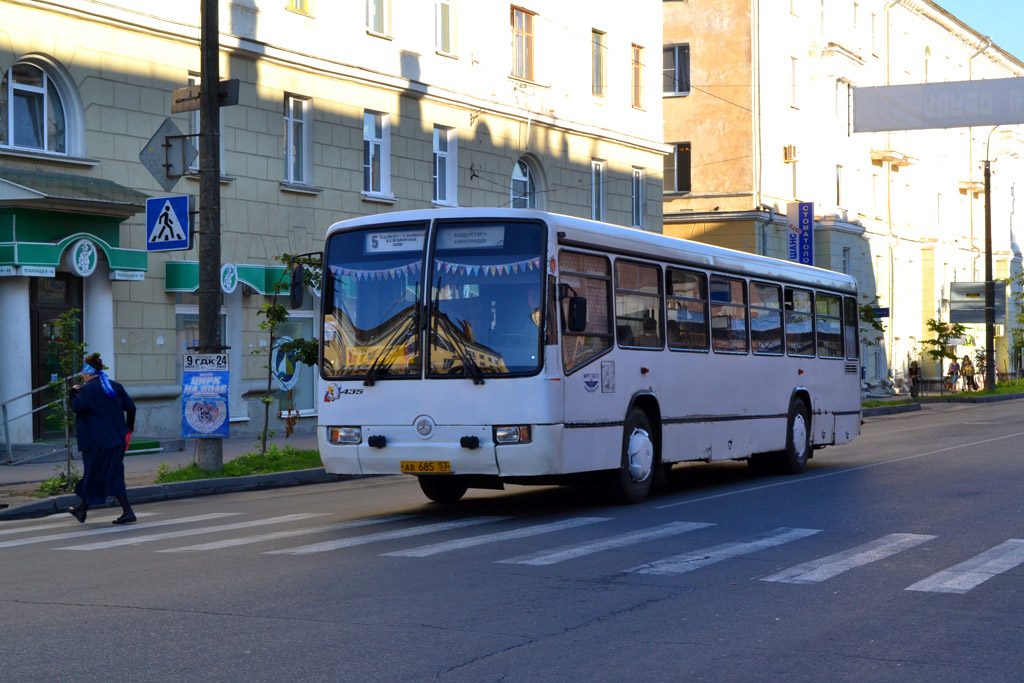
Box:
left=146, top=195, right=192, bottom=251
left=139, top=118, right=197, bottom=192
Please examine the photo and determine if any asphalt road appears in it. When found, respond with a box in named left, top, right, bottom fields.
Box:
left=2, top=401, right=1023, bottom=682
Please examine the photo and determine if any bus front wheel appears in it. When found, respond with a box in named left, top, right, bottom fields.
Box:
left=418, top=476, right=468, bottom=503
left=609, top=409, right=655, bottom=504
left=778, top=399, right=811, bottom=474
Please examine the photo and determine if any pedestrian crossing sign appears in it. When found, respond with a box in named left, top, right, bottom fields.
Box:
left=146, top=195, right=191, bottom=252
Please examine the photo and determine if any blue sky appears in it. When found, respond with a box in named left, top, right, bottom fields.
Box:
left=934, top=0, right=1024, bottom=63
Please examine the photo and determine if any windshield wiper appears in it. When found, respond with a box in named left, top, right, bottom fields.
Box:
left=430, top=281, right=484, bottom=385
left=363, top=310, right=417, bottom=387
left=450, top=332, right=485, bottom=385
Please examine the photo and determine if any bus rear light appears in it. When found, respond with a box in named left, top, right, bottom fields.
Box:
left=494, top=425, right=532, bottom=444
left=328, top=426, right=362, bottom=444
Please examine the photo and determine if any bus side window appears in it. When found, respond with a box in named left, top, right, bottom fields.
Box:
left=785, top=287, right=815, bottom=357
left=844, top=296, right=859, bottom=359
left=710, top=275, right=748, bottom=353
left=816, top=292, right=843, bottom=358
left=615, top=260, right=663, bottom=349
left=559, top=251, right=612, bottom=372
left=666, top=268, right=708, bottom=351
left=750, top=282, right=783, bottom=355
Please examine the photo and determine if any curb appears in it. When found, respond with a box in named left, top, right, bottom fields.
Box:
left=0, top=468, right=351, bottom=521
left=862, top=402, right=922, bottom=417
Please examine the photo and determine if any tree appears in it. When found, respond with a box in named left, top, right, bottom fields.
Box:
left=254, top=252, right=321, bottom=455
left=922, top=318, right=966, bottom=376
left=859, top=296, right=885, bottom=347
left=46, top=309, right=85, bottom=487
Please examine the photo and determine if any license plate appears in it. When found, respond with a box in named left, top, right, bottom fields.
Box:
left=401, top=460, right=452, bottom=474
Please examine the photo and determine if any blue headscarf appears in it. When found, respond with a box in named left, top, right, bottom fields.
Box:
left=80, top=361, right=116, bottom=400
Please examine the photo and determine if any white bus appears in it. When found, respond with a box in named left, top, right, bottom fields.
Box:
left=317, top=208, right=861, bottom=504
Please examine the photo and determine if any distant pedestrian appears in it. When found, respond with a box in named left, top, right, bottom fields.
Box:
left=67, top=352, right=137, bottom=525
left=946, top=358, right=961, bottom=392
left=908, top=360, right=922, bottom=398
left=962, top=355, right=977, bottom=391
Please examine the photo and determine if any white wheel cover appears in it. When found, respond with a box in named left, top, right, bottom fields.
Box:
left=627, top=428, right=654, bottom=482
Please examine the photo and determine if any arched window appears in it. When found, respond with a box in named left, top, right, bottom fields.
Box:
left=511, top=158, right=536, bottom=208
left=0, top=57, right=82, bottom=156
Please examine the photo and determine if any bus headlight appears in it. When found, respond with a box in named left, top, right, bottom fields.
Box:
left=494, top=425, right=532, bottom=444
left=328, top=426, right=362, bottom=444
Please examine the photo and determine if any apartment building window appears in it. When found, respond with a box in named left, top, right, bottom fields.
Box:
left=871, top=13, right=878, bottom=55
left=511, top=158, right=537, bottom=208
left=433, top=125, right=458, bottom=205
left=819, top=0, right=826, bottom=38
left=283, top=95, right=309, bottom=185
left=367, top=0, right=388, bottom=35
left=437, top=0, right=454, bottom=54
left=791, top=57, right=799, bottom=108
left=842, top=247, right=851, bottom=275
left=511, top=7, right=535, bottom=81
left=631, top=44, right=644, bottom=108
left=287, top=0, right=311, bottom=13
left=664, top=142, right=691, bottom=193
left=924, top=46, right=931, bottom=83
left=871, top=170, right=880, bottom=217
left=836, top=164, right=843, bottom=207
left=0, top=61, right=68, bottom=153
left=592, top=30, right=607, bottom=97
left=363, top=110, right=390, bottom=196
left=632, top=167, right=644, bottom=228
left=936, top=192, right=943, bottom=226
left=792, top=162, right=799, bottom=200
left=591, top=160, right=605, bottom=221
left=663, top=44, right=690, bottom=95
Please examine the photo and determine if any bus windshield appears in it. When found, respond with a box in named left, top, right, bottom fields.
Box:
left=321, top=219, right=545, bottom=380
left=323, top=223, right=426, bottom=380
left=429, top=220, right=545, bottom=377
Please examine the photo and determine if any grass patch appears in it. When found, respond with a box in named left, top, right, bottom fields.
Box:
left=862, top=398, right=915, bottom=408
left=155, top=445, right=322, bottom=483
left=957, top=378, right=1024, bottom=397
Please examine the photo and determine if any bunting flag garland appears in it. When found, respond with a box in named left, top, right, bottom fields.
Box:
left=433, top=257, right=540, bottom=277
left=330, top=261, right=420, bottom=281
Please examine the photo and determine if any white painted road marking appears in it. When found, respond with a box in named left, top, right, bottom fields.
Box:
left=906, top=539, right=1024, bottom=594
left=762, top=533, right=936, bottom=584
left=0, top=512, right=158, bottom=537
left=58, top=514, right=324, bottom=550
left=499, top=521, right=714, bottom=566
left=0, top=513, right=238, bottom=549
left=265, top=517, right=508, bottom=555
left=384, top=517, right=610, bottom=558
left=158, top=515, right=413, bottom=553
left=630, top=527, right=821, bottom=575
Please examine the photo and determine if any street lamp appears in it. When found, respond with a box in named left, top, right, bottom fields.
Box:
left=983, top=125, right=998, bottom=391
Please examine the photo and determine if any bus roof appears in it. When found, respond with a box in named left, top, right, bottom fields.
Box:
left=325, top=208, right=858, bottom=294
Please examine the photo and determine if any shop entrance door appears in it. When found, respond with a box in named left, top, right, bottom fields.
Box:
left=31, top=274, right=83, bottom=441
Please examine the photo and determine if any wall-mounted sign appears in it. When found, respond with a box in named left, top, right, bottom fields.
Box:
left=786, top=202, right=814, bottom=266
left=220, top=263, right=238, bottom=293
left=0, top=266, right=15, bottom=276
left=182, top=353, right=229, bottom=438
left=110, top=271, right=145, bottom=281
left=17, top=266, right=56, bottom=277
left=66, top=239, right=98, bottom=277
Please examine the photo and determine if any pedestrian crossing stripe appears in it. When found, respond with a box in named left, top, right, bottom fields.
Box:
left=149, top=199, right=188, bottom=243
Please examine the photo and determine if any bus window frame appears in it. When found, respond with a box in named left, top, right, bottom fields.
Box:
left=614, top=258, right=664, bottom=350
left=666, top=266, right=710, bottom=353
left=749, top=280, right=784, bottom=357
left=843, top=295, right=860, bottom=360
left=709, top=273, right=749, bottom=355
left=559, top=249, right=614, bottom=375
left=784, top=286, right=815, bottom=358
left=815, top=290, right=845, bottom=360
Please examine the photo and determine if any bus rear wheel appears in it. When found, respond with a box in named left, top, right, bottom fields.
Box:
left=778, top=399, right=811, bottom=474
left=418, top=476, right=468, bottom=503
left=609, top=408, right=655, bottom=504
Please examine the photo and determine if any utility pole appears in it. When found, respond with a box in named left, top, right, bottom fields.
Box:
left=198, top=0, right=223, bottom=470
left=983, top=157, right=996, bottom=391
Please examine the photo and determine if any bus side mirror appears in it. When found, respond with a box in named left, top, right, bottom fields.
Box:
left=289, top=264, right=305, bottom=309
left=566, top=297, right=587, bottom=332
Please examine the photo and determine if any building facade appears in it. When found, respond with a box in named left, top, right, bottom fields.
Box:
left=0, top=0, right=665, bottom=444
left=663, top=0, right=1024, bottom=388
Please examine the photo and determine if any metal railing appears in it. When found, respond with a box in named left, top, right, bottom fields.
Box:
left=1, top=377, right=73, bottom=465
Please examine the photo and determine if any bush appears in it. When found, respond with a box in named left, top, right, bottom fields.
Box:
left=155, top=445, right=322, bottom=483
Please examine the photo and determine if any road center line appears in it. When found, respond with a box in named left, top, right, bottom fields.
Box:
left=656, top=430, right=1024, bottom=509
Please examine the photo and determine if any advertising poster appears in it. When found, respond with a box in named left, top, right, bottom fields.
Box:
left=182, top=353, right=230, bottom=438
left=786, top=202, right=814, bottom=266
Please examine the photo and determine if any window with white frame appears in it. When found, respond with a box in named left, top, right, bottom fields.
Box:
left=836, top=164, right=844, bottom=207
left=367, top=0, right=388, bottom=35
left=842, top=247, right=851, bottom=275
left=664, top=142, right=691, bottom=193
left=275, top=297, right=316, bottom=416
left=433, top=125, right=458, bottom=205
left=632, top=167, right=644, bottom=228
left=437, top=0, right=455, bottom=54
left=283, top=95, right=309, bottom=185
left=791, top=57, right=799, bottom=107
left=511, top=158, right=536, bottom=208
left=592, top=30, right=607, bottom=97
left=0, top=62, right=67, bottom=153
left=631, top=44, right=644, bottom=108
left=363, top=110, right=390, bottom=196
left=591, top=159, right=605, bottom=221
left=663, top=44, right=690, bottom=95
left=511, top=7, right=535, bottom=80
left=871, top=13, right=878, bottom=55
left=288, top=0, right=312, bottom=14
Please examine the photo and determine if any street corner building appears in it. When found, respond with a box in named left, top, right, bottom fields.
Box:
left=0, top=0, right=666, bottom=446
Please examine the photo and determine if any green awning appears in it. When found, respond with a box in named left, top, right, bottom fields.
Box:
left=165, top=261, right=287, bottom=295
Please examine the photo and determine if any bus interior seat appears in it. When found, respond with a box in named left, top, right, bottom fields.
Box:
left=617, top=324, right=634, bottom=346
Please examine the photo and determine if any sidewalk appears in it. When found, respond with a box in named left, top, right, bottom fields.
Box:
left=0, top=430, right=340, bottom=521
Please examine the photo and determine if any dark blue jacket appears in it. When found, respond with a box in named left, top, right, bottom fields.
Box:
left=70, top=377, right=136, bottom=451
